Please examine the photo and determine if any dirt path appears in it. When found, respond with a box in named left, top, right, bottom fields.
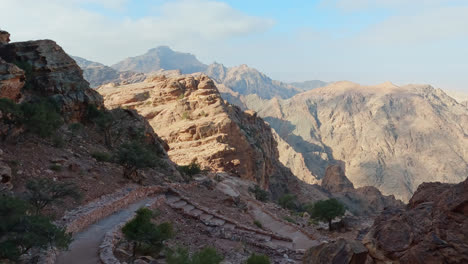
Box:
left=56, top=198, right=154, bottom=264
left=248, top=201, right=320, bottom=250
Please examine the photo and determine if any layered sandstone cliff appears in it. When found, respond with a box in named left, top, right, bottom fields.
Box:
left=98, top=74, right=298, bottom=192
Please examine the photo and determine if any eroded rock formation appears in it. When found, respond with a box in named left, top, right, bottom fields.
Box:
left=303, top=238, right=369, bottom=264
left=0, top=40, right=103, bottom=121
left=98, top=74, right=296, bottom=193
left=363, top=178, right=468, bottom=263
left=0, top=58, right=24, bottom=102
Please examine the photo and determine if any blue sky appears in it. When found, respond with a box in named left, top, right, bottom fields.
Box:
left=1, top=0, right=468, bottom=92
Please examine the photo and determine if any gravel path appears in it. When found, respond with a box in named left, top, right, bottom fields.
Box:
left=56, top=198, right=154, bottom=264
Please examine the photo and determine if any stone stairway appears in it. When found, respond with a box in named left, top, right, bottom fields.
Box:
left=164, top=189, right=304, bottom=261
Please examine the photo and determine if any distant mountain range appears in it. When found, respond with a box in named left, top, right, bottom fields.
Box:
left=72, top=46, right=327, bottom=100
left=73, top=46, right=468, bottom=202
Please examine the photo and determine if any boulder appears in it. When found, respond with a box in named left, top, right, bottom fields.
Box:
left=363, top=178, right=468, bottom=263
left=0, top=58, right=24, bottom=102
left=0, top=39, right=103, bottom=121
left=303, top=239, right=369, bottom=264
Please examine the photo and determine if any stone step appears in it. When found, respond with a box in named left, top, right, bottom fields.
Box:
left=165, top=195, right=181, bottom=204
left=223, top=223, right=236, bottom=230
left=199, top=213, right=214, bottom=222
left=182, top=204, right=195, bottom=213
left=172, top=200, right=188, bottom=209
left=206, top=218, right=225, bottom=226
left=187, top=209, right=203, bottom=217
left=255, top=234, right=272, bottom=242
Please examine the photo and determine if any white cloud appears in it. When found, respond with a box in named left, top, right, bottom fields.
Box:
left=0, top=0, right=274, bottom=64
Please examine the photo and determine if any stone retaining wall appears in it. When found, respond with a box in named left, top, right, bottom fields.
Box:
left=37, top=185, right=166, bottom=264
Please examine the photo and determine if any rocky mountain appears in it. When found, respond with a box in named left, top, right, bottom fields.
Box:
left=111, top=46, right=208, bottom=74
left=205, top=63, right=304, bottom=100
left=289, top=80, right=328, bottom=91
left=72, top=56, right=146, bottom=88
left=245, top=81, right=468, bottom=202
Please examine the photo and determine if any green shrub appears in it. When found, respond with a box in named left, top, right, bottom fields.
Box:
left=0, top=98, right=23, bottom=123
left=166, top=247, right=223, bottom=264
left=68, top=122, right=84, bottom=142
left=0, top=196, right=71, bottom=261
left=122, top=208, right=173, bottom=256
left=25, top=178, right=81, bottom=215
left=309, top=198, right=345, bottom=230
left=49, top=164, right=62, bottom=172
left=91, top=151, right=112, bottom=162
left=181, top=111, right=190, bottom=120
left=114, top=140, right=160, bottom=179
left=253, top=220, right=262, bottom=229
left=278, top=194, right=297, bottom=210
left=20, top=99, right=63, bottom=138
left=283, top=216, right=296, bottom=224
left=248, top=185, right=269, bottom=202
left=246, top=253, right=270, bottom=264
left=178, top=160, right=201, bottom=177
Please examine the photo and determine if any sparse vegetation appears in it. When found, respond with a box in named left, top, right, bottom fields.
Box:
left=91, top=151, right=112, bottom=162
left=181, top=111, right=191, bottom=120
left=52, top=133, right=65, bottom=148
left=283, top=215, right=296, bottom=224
left=178, top=159, right=201, bottom=177
left=246, top=253, right=270, bottom=264
left=278, top=194, right=297, bottom=211
left=122, top=208, right=173, bottom=257
left=20, top=99, right=63, bottom=138
left=248, top=185, right=269, bottom=202
left=166, top=247, right=223, bottom=264
left=25, top=178, right=82, bottom=215
left=49, top=164, right=62, bottom=172
left=177, top=93, right=185, bottom=100
left=114, top=140, right=161, bottom=180
left=308, top=198, right=345, bottom=231
left=253, top=220, right=263, bottom=229
left=0, top=196, right=71, bottom=261
left=68, top=122, right=84, bottom=142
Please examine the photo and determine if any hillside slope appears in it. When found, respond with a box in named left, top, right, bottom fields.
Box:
left=247, top=81, right=468, bottom=201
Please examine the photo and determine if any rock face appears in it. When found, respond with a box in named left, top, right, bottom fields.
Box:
left=0, top=58, right=24, bottom=102
left=246, top=81, right=468, bottom=201
left=0, top=40, right=103, bottom=121
left=111, top=46, right=207, bottom=74
left=98, top=74, right=296, bottom=192
left=363, top=178, right=468, bottom=264
left=0, top=30, right=10, bottom=44
left=320, top=165, right=403, bottom=215
left=303, top=239, right=369, bottom=264
left=288, top=80, right=328, bottom=91
left=321, top=165, right=354, bottom=193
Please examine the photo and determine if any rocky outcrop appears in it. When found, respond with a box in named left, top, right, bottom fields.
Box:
left=0, top=58, right=24, bottom=102
left=247, top=81, right=468, bottom=201
left=321, top=165, right=354, bottom=193
left=0, top=30, right=10, bottom=44
left=303, top=239, right=369, bottom=264
left=98, top=74, right=298, bottom=195
left=0, top=161, right=12, bottom=192
left=363, top=178, right=468, bottom=264
left=0, top=40, right=103, bottom=121
left=111, top=46, right=207, bottom=74
left=320, top=165, right=403, bottom=215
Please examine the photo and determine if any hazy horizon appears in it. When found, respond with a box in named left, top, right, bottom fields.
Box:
left=1, top=0, right=468, bottom=92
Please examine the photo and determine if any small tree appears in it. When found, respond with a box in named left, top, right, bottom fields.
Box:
left=309, top=198, right=345, bottom=231
left=278, top=194, right=297, bottom=210
left=246, top=253, right=270, bottom=264
left=0, top=196, right=71, bottom=261
left=93, top=110, right=116, bottom=148
left=115, top=140, right=160, bottom=180
left=122, top=208, right=173, bottom=257
left=178, top=159, right=201, bottom=178
left=25, top=178, right=82, bottom=215
left=248, top=185, right=269, bottom=202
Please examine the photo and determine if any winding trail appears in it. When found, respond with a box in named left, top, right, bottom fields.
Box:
left=56, top=197, right=154, bottom=264
left=248, top=201, right=320, bottom=250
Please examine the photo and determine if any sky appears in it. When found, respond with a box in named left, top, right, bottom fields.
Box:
left=1, top=0, right=468, bottom=91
